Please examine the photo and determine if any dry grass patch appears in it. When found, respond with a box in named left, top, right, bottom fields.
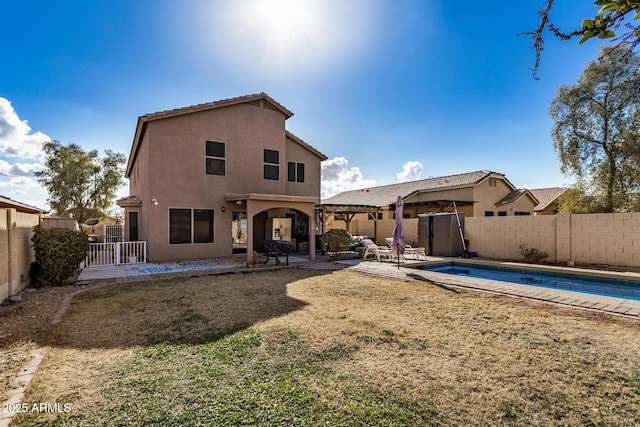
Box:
left=1, top=284, right=82, bottom=403
left=12, top=269, right=640, bottom=426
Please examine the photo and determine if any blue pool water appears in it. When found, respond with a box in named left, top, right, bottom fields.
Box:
left=420, top=263, right=640, bottom=300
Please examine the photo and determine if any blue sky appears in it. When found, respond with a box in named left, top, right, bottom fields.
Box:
left=1, top=0, right=604, bottom=210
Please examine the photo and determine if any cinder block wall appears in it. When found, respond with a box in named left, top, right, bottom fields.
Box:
left=0, top=209, right=8, bottom=302
left=568, top=213, right=640, bottom=267
left=465, top=216, right=557, bottom=261
left=0, top=209, right=41, bottom=303
left=466, top=213, right=640, bottom=268
left=352, top=213, right=640, bottom=268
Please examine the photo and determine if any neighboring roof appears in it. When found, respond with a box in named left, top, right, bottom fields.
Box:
left=286, top=131, right=327, bottom=161
left=495, top=189, right=540, bottom=207
left=321, top=170, right=511, bottom=208
left=530, top=187, right=567, bottom=212
left=0, top=195, right=46, bottom=214
left=116, top=194, right=142, bottom=207
left=126, top=93, right=295, bottom=177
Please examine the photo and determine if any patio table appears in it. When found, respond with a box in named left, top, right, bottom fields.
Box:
left=263, top=240, right=294, bottom=266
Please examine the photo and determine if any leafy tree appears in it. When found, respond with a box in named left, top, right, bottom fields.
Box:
left=524, top=0, right=640, bottom=77
left=36, top=141, right=126, bottom=223
left=556, top=181, right=606, bottom=213
left=550, top=46, right=640, bottom=212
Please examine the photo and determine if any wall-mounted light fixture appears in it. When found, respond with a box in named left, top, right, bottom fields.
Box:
left=151, top=198, right=158, bottom=206
left=221, top=206, right=226, bottom=212
left=236, top=200, right=242, bottom=205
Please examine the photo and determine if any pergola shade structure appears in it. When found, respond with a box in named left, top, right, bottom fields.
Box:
left=317, top=203, right=381, bottom=240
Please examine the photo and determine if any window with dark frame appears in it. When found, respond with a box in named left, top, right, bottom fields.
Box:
left=498, top=211, right=507, bottom=216
left=205, top=140, right=225, bottom=176
left=169, top=208, right=214, bottom=244
left=169, top=209, right=192, bottom=244
left=287, top=161, right=305, bottom=182
left=484, top=211, right=495, bottom=217
left=194, top=209, right=214, bottom=243
left=264, top=149, right=279, bottom=180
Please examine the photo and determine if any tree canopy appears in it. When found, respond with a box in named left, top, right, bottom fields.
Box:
left=550, top=46, right=640, bottom=212
left=524, top=0, right=640, bottom=77
left=36, top=141, right=126, bottom=223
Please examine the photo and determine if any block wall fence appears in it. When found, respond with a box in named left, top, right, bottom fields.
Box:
left=351, top=213, right=640, bottom=268
left=0, top=209, right=41, bottom=303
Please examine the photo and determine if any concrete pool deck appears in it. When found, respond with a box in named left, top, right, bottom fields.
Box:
left=76, top=256, right=640, bottom=320
left=339, top=258, right=640, bottom=320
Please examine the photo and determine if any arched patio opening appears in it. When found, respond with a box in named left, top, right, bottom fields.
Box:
left=225, top=193, right=319, bottom=265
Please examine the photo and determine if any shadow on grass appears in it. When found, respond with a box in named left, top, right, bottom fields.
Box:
left=42, top=269, right=326, bottom=349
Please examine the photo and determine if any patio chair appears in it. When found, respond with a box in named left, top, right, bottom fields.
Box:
left=361, top=239, right=393, bottom=262
left=384, top=237, right=427, bottom=260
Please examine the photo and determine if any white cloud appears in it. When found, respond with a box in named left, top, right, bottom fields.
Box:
left=321, top=156, right=377, bottom=199
left=0, top=159, right=44, bottom=177
left=396, top=161, right=423, bottom=183
left=0, top=98, right=50, bottom=209
left=0, top=98, right=48, bottom=161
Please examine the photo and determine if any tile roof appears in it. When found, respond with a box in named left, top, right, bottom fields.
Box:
left=321, top=170, right=509, bottom=207
left=116, top=194, right=142, bottom=207
left=495, top=189, right=539, bottom=207
left=530, top=187, right=566, bottom=211
left=0, top=195, right=46, bottom=213
left=140, top=92, right=293, bottom=121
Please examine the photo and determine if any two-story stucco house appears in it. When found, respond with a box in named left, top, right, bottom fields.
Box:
left=117, top=93, right=327, bottom=265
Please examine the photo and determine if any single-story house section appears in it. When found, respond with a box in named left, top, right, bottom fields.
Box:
left=320, top=171, right=561, bottom=230
left=530, top=187, right=567, bottom=215
left=117, top=93, right=327, bottom=265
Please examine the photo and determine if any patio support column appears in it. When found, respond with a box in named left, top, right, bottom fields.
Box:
left=246, top=200, right=254, bottom=266
left=309, top=210, right=316, bottom=261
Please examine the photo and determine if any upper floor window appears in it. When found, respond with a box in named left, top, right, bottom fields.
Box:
left=514, top=211, right=531, bottom=216
left=485, top=211, right=495, bottom=217
left=206, top=141, right=225, bottom=176
left=264, top=149, right=279, bottom=180
left=288, top=162, right=305, bottom=183
left=489, top=179, right=497, bottom=187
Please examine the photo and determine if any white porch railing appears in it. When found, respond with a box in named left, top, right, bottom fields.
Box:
left=85, top=241, right=147, bottom=267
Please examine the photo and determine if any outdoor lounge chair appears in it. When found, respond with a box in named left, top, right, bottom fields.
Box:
left=361, top=239, right=393, bottom=262
left=384, top=238, right=427, bottom=260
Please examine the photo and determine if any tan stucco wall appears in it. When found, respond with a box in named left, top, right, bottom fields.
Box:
left=535, top=202, right=559, bottom=216
left=285, top=136, right=322, bottom=197
left=1, top=209, right=40, bottom=303
left=126, top=102, right=322, bottom=262
left=471, top=178, right=537, bottom=216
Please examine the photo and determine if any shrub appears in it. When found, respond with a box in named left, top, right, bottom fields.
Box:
left=31, top=228, right=89, bottom=286
left=519, top=244, right=549, bottom=263
left=322, top=229, right=352, bottom=258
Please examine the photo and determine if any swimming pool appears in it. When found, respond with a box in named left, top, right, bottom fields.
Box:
left=420, top=263, right=640, bottom=300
